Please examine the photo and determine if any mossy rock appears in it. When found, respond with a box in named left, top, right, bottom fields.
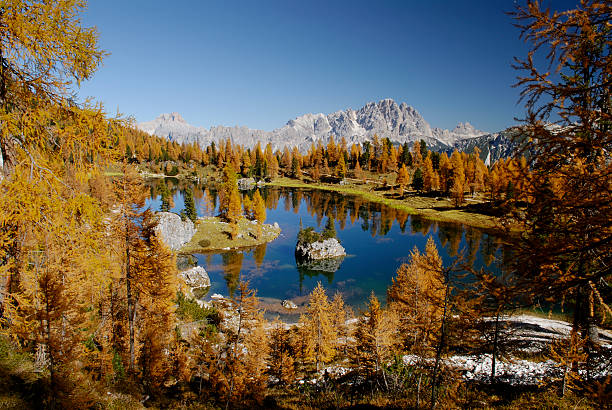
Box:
left=198, top=239, right=211, bottom=248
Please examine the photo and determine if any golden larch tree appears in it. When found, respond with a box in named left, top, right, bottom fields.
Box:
left=299, top=282, right=337, bottom=372
left=252, top=189, right=266, bottom=239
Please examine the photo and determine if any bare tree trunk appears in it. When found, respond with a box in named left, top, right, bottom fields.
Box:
left=491, top=311, right=500, bottom=384
left=126, top=227, right=135, bottom=372
left=431, top=274, right=450, bottom=409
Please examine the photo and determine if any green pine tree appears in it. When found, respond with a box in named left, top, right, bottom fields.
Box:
left=183, top=188, right=197, bottom=223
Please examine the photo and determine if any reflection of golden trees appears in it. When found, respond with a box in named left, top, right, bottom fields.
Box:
left=480, top=235, right=498, bottom=267
left=465, top=228, right=482, bottom=266
left=221, top=251, right=244, bottom=297
left=395, top=210, right=409, bottom=233
left=253, top=243, right=267, bottom=269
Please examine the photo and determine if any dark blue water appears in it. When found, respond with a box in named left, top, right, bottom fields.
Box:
left=146, top=181, right=503, bottom=317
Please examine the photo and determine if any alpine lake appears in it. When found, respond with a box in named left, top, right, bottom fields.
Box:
left=146, top=178, right=506, bottom=322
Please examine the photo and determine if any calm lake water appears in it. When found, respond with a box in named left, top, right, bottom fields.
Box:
left=146, top=179, right=504, bottom=319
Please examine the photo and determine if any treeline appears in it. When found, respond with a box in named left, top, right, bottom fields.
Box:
left=127, top=129, right=529, bottom=207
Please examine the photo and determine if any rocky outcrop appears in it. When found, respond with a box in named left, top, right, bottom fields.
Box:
left=180, top=266, right=210, bottom=289
left=154, top=212, right=196, bottom=251
left=180, top=266, right=210, bottom=299
left=237, top=177, right=255, bottom=190
left=281, top=299, right=298, bottom=310
left=295, top=238, right=346, bottom=261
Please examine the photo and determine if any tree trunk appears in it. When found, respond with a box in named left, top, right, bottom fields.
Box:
left=126, top=229, right=135, bottom=372
left=431, top=274, right=450, bottom=409
left=491, top=311, right=500, bottom=384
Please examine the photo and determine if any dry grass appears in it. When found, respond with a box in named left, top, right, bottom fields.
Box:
left=179, top=216, right=281, bottom=254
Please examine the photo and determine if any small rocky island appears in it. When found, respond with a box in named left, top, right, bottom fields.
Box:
left=295, top=219, right=346, bottom=262
left=153, top=211, right=281, bottom=254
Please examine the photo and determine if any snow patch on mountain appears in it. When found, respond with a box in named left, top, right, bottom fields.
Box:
left=137, top=99, right=489, bottom=152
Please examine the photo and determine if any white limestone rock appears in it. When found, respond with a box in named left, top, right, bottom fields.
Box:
left=281, top=300, right=298, bottom=309
left=295, top=238, right=346, bottom=261
left=154, top=212, right=196, bottom=251
left=179, top=266, right=210, bottom=289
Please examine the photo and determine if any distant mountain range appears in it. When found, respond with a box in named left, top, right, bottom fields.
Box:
left=138, top=99, right=514, bottom=160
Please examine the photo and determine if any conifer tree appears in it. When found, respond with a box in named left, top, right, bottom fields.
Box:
left=397, top=164, right=409, bottom=195
left=335, top=155, right=347, bottom=179
left=450, top=150, right=465, bottom=206
left=423, top=153, right=435, bottom=192
left=505, top=0, right=612, bottom=342
left=412, top=168, right=424, bottom=192
left=331, top=292, right=349, bottom=355
left=227, top=187, right=242, bottom=240
left=221, top=282, right=269, bottom=406
left=134, top=211, right=178, bottom=389
left=110, top=162, right=148, bottom=373
left=219, top=165, right=238, bottom=219
left=352, top=292, right=399, bottom=387
left=268, top=319, right=296, bottom=385
left=253, top=189, right=266, bottom=239
left=300, top=282, right=337, bottom=372
left=322, top=217, right=336, bottom=239
left=182, top=187, right=197, bottom=223
left=242, top=194, right=253, bottom=220
left=388, top=237, right=445, bottom=353
left=159, top=180, right=173, bottom=212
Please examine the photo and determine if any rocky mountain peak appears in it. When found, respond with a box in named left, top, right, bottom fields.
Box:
left=158, top=112, right=186, bottom=123
left=137, top=99, right=489, bottom=152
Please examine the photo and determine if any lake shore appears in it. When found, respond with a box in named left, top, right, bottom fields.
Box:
left=266, top=177, right=504, bottom=232
left=179, top=216, right=281, bottom=254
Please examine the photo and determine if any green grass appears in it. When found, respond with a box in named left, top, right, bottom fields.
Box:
left=179, top=216, right=281, bottom=253
left=175, top=291, right=221, bottom=325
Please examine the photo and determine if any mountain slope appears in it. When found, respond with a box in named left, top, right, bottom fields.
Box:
left=137, top=99, right=489, bottom=152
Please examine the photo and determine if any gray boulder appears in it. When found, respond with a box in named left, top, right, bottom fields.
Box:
left=154, top=212, right=196, bottom=251
left=180, top=266, right=210, bottom=299
left=237, top=177, right=255, bottom=190
left=295, top=238, right=346, bottom=261
left=281, top=300, right=298, bottom=309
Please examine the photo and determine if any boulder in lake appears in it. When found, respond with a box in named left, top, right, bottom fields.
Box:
left=154, top=212, right=196, bottom=251
left=295, top=238, right=346, bottom=261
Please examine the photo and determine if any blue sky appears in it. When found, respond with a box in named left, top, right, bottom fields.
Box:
left=78, top=0, right=578, bottom=133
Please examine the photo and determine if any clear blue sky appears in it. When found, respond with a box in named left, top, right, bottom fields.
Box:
left=78, top=0, right=578, bottom=133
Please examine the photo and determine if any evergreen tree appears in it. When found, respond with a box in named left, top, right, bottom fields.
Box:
left=412, top=168, right=424, bottom=192
left=159, top=181, right=173, bottom=212
left=322, top=217, right=336, bottom=239
left=182, top=188, right=197, bottom=223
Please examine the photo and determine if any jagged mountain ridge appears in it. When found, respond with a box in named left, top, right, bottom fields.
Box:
left=137, top=99, right=489, bottom=153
